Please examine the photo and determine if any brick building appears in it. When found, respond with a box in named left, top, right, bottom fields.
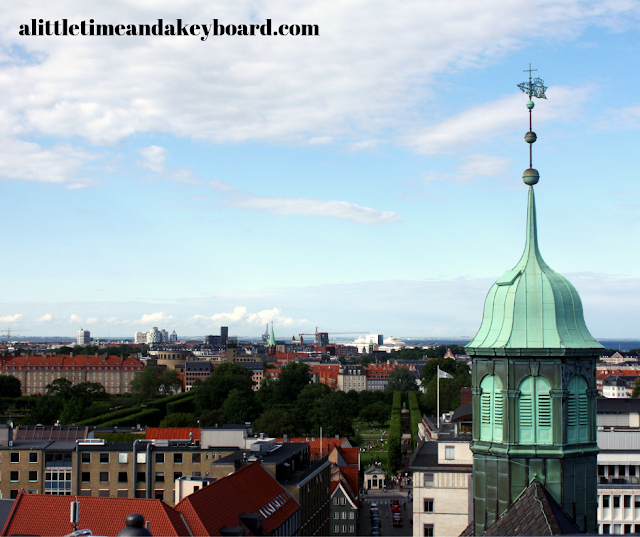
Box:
left=0, top=354, right=144, bottom=395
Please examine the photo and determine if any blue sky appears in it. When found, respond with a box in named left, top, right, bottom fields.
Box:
left=1, top=1, right=639, bottom=338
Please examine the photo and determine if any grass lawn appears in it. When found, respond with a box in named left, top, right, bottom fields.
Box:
left=353, top=420, right=390, bottom=471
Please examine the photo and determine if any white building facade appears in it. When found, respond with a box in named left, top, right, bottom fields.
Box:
left=410, top=434, right=472, bottom=537
left=76, top=329, right=90, bottom=346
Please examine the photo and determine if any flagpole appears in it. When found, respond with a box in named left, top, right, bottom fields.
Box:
left=437, top=365, right=440, bottom=429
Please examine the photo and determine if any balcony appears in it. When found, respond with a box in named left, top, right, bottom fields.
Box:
left=598, top=476, right=640, bottom=486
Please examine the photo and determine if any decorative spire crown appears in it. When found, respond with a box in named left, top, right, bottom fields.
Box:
left=465, top=66, right=602, bottom=355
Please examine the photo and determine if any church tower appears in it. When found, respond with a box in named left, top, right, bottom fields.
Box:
left=268, top=324, right=276, bottom=357
left=466, top=68, right=603, bottom=535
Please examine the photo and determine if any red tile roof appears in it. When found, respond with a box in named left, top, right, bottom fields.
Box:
left=0, top=491, right=189, bottom=537
left=175, top=461, right=299, bottom=536
left=146, top=427, right=201, bottom=441
left=0, top=354, right=143, bottom=370
left=274, top=436, right=348, bottom=459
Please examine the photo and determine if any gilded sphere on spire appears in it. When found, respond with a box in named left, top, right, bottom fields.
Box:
left=525, top=131, right=537, bottom=143
left=526, top=100, right=535, bottom=109
left=523, top=168, right=539, bottom=185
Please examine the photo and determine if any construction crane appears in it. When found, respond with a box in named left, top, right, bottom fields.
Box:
left=298, top=328, right=368, bottom=353
left=0, top=328, right=30, bottom=346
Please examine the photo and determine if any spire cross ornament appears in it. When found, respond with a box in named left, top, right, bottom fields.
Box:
left=518, top=64, right=547, bottom=186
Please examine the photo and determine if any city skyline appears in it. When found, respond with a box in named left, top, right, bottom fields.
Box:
left=1, top=2, right=639, bottom=337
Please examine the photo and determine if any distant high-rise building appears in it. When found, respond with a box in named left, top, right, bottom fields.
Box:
left=317, top=332, right=329, bottom=348
left=221, top=326, right=228, bottom=348
left=204, top=335, right=222, bottom=346
left=76, top=329, right=90, bottom=346
left=170, top=330, right=178, bottom=341
left=134, top=331, right=148, bottom=344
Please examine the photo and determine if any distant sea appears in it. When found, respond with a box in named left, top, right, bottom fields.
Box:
left=402, top=338, right=640, bottom=352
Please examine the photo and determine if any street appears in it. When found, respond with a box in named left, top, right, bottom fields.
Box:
left=359, top=496, right=413, bottom=537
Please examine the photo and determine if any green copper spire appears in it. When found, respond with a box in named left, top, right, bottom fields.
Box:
left=467, top=67, right=602, bottom=355
left=269, top=325, right=276, bottom=346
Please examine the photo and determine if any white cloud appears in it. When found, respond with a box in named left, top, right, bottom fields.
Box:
left=105, top=317, right=119, bottom=323
left=209, top=179, right=400, bottom=225
left=404, top=86, right=591, bottom=155
left=85, top=317, right=98, bottom=325
left=70, top=314, right=83, bottom=323
left=134, top=312, right=175, bottom=325
left=211, top=306, right=249, bottom=323
left=187, top=306, right=306, bottom=328
left=138, top=145, right=168, bottom=172
left=36, top=314, right=53, bottom=322
left=0, top=0, right=633, bottom=184
left=0, top=314, right=22, bottom=323
left=421, top=153, right=512, bottom=184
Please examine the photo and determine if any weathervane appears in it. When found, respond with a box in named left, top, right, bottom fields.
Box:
left=518, top=64, right=547, bottom=186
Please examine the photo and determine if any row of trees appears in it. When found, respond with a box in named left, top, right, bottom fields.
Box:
left=4, top=356, right=470, bottom=444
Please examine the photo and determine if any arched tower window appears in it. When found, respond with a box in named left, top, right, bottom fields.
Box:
left=518, top=376, right=552, bottom=445
left=480, top=375, right=504, bottom=442
left=567, top=375, right=589, bottom=444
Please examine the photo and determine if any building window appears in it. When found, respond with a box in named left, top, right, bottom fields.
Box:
left=624, top=495, right=631, bottom=508
left=174, top=472, right=183, bottom=480
left=10, top=471, right=19, bottom=481
left=424, top=524, right=434, bottom=537
left=333, top=498, right=339, bottom=505
left=99, top=472, right=109, bottom=483
left=100, top=453, right=109, bottom=464
left=424, top=473, right=434, bottom=487
left=192, top=453, right=201, bottom=463
left=349, top=512, right=354, bottom=519
left=118, top=472, right=128, bottom=483
left=334, top=526, right=339, bottom=533
left=155, top=472, right=164, bottom=483
left=81, top=472, right=90, bottom=482
left=154, top=490, right=164, bottom=501
left=117, top=490, right=128, bottom=498
left=10, top=490, right=19, bottom=499
left=424, top=499, right=434, bottom=512
left=80, top=490, right=91, bottom=496
left=340, top=498, right=346, bottom=505
left=155, top=453, right=165, bottom=464
left=29, top=471, right=38, bottom=481
left=136, top=453, right=146, bottom=464
left=99, top=490, right=109, bottom=497
left=341, top=512, right=347, bottom=519
left=624, top=525, right=632, bottom=534
left=614, top=496, right=620, bottom=508
left=29, top=452, right=38, bottom=463
left=136, top=472, right=146, bottom=483
left=10, top=453, right=19, bottom=463
left=603, top=496, right=610, bottom=508
left=174, top=453, right=183, bottom=464
left=445, top=446, right=455, bottom=460
left=349, top=525, right=355, bottom=532
left=333, top=512, right=339, bottom=520
left=480, top=375, right=504, bottom=442
left=118, top=453, right=128, bottom=464
left=81, top=452, right=91, bottom=463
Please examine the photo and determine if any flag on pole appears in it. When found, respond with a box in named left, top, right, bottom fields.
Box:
left=438, top=369, right=453, bottom=379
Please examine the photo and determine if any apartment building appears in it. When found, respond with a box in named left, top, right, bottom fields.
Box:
left=409, top=427, right=473, bottom=537
left=337, top=365, right=366, bottom=392
left=0, top=354, right=144, bottom=395
left=0, top=433, right=236, bottom=505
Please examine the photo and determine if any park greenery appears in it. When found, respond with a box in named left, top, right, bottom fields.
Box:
left=0, top=356, right=471, bottom=456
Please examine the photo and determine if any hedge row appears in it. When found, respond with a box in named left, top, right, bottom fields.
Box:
left=407, top=391, right=421, bottom=450
left=387, top=391, right=403, bottom=472
left=146, top=391, right=195, bottom=415
left=166, top=395, right=196, bottom=415
left=100, top=408, right=162, bottom=428
left=392, top=391, right=402, bottom=413
left=76, top=405, right=144, bottom=426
